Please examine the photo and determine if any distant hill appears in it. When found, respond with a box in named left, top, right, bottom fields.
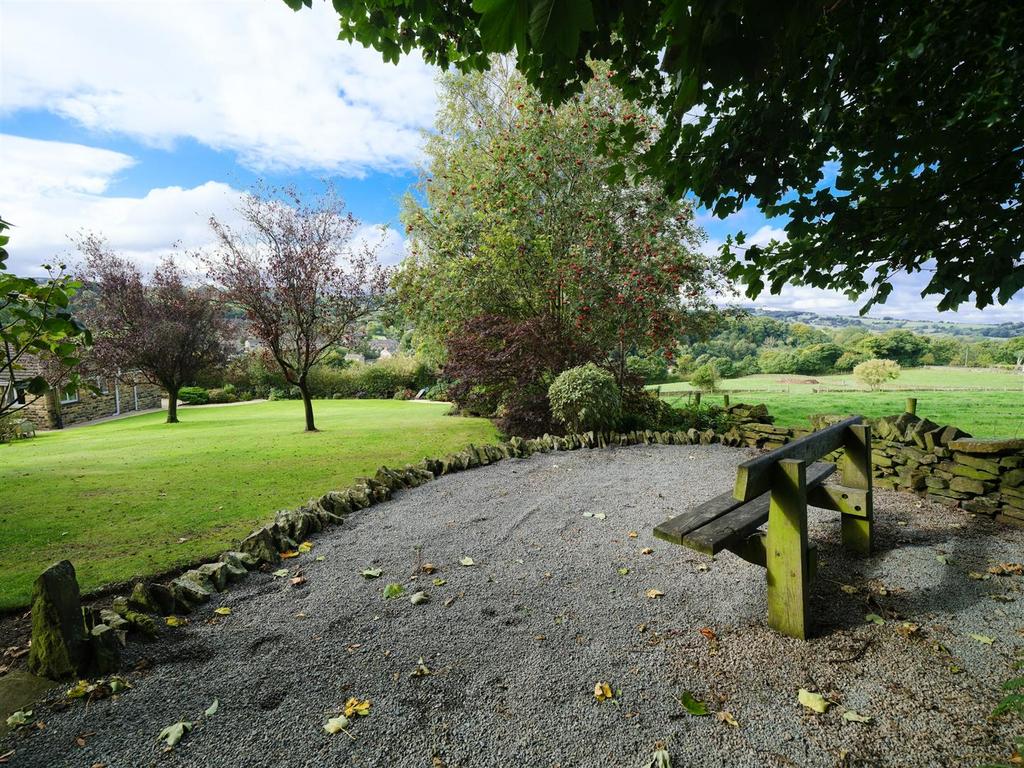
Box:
left=741, top=307, right=1024, bottom=339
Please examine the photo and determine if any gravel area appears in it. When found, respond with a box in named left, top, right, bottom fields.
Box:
left=3, top=443, right=1023, bottom=767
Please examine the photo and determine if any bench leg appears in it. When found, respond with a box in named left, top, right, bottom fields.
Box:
left=766, top=459, right=810, bottom=640
left=841, top=424, right=873, bottom=556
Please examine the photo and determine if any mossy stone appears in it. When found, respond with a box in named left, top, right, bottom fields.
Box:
left=27, top=560, right=86, bottom=680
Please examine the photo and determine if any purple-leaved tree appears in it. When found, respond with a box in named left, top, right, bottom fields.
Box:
left=78, top=235, right=229, bottom=424
left=206, top=186, right=389, bottom=432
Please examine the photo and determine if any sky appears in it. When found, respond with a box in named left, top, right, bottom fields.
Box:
left=1, top=0, right=1021, bottom=325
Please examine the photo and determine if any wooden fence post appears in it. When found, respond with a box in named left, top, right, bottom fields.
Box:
left=905, top=397, right=917, bottom=415
left=766, top=459, right=810, bottom=640
left=723, top=394, right=730, bottom=408
left=840, top=424, right=873, bottom=556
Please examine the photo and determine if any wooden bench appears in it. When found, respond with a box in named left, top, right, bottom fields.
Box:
left=654, top=416, right=873, bottom=639
left=14, top=419, right=37, bottom=438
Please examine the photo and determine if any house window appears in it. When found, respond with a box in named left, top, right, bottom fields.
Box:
left=60, top=385, right=79, bottom=404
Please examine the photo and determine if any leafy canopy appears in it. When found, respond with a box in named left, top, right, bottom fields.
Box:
left=286, top=0, right=1024, bottom=313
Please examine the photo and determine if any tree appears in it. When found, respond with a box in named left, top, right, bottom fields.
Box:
left=288, top=0, right=1024, bottom=312
left=858, top=330, right=929, bottom=368
left=853, top=358, right=902, bottom=390
left=1, top=216, right=91, bottom=420
left=77, top=235, right=228, bottom=424
left=689, top=362, right=721, bottom=393
left=397, top=60, right=721, bottom=422
left=207, top=186, right=389, bottom=432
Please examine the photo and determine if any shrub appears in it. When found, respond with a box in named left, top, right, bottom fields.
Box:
left=689, top=362, right=721, bottom=392
left=178, top=386, right=209, bottom=405
left=625, top=354, right=669, bottom=384
left=207, top=387, right=239, bottom=404
left=223, top=351, right=287, bottom=399
left=616, top=388, right=688, bottom=432
left=425, top=381, right=451, bottom=401
left=548, top=364, right=621, bottom=434
left=0, top=415, right=18, bottom=444
left=834, top=349, right=869, bottom=372
left=392, top=388, right=416, bottom=400
left=853, top=358, right=901, bottom=390
left=306, top=357, right=436, bottom=400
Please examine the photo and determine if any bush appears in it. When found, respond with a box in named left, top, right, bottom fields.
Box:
left=834, top=349, right=869, bottom=372
left=0, top=415, right=18, bottom=444
left=853, top=358, right=901, bottom=390
left=207, top=387, right=239, bottom=404
left=548, top=363, right=621, bottom=434
left=178, top=386, right=209, bottom=405
left=306, top=356, right=437, bottom=400
left=689, top=362, right=721, bottom=392
left=222, top=351, right=287, bottom=399
left=392, top=388, right=416, bottom=400
left=425, top=381, right=451, bottom=401
left=625, top=354, right=669, bottom=384
left=616, top=388, right=688, bottom=432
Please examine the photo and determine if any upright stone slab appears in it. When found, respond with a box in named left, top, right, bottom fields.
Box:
left=27, top=560, right=86, bottom=680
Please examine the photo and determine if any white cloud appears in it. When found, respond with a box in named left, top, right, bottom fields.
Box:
left=0, top=0, right=438, bottom=175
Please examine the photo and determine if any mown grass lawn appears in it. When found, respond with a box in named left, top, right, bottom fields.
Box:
left=0, top=400, right=498, bottom=611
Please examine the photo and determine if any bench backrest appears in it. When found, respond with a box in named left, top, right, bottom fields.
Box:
left=733, top=416, right=863, bottom=502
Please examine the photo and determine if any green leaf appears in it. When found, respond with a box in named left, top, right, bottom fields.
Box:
left=472, top=0, right=528, bottom=53
left=272, top=569, right=289, bottom=578
left=678, top=690, right=709, bottom=716
left=361, top=567, right=383, bottom=579
left=158, top=720, right=193, bottom=748
left=842, top=709, right=872, bottom=723
left=409, top=590, right=430, bottom=605
left=865, top=613, right=884, bottom=625
left=528, top=0, right=594, bottom=56
left=459, top=556, right=476, bottom=567
left=383, top=582, right=405, bottom=599
left=5, top=709, right=32, bottom=728
left=204, top=698, right=219, bottom=717
left=798, top=689, right=830, bottom=713
left=644, top=748, right=672, bottom=768
left=970, top=633, right=994, bottom=645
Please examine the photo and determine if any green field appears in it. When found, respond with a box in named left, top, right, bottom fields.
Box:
left=0, top=400, right=498, bottom=611
left=654, top=367, right=1024, bottom=438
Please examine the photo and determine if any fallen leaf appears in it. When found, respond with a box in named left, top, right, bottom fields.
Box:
left=798, top=689, right=830, bottom=713
left=695, top=563, right=709, bottom=573
left=644, top=748, right=671, bottom=768
left=272, top=569, right=289, bottom=578
left=383, top=583, right=405, bottom=599
left=641, top=548, right=654, bottom=555
left=315, top=555, right=325, bottom=562
left=409, top=591, right=429, bottom=605
left=204, top=698, right=219, bottom=717
left=5, top=710, right=31, bottom=728
left=280, top=550, right=299, bottom=559
left=459, top=557, right=475, bottom=567
left=157, top=721, right=193, bottom=748
left=645, top=588, right=664, bottom=599
left=969, top=571, right=992, bottom=581
left=421, top=563, right=437, bottom=574
left=323, top=714, right=350, bottom=735
left=594, top=512, right=606, bottom=520
left=432, top=577, right=446, bottom=586
left=582, top=511, right=593, bottom=518
left=678, top=691, right=708, bottom=716
left=716, top=711, right=738, bottom=727
left=343, top=697, right=371, bottom=717
left=411, top=658, right=431, bottom=677
left=213, top=607, right=231, bottom=616
left=970, top=633, right=994, bottom=645
left=989, top=563, right=1023, bottom=576
left=290, top=575, right=307, bottom=587
left=936, top=554, right=950, bottom=565
left=699, top=627, right=717, bottom=642
left=840, top=584, right=859, bottom=594
left=865, top=613, right=885, bottom=625
left=895, top=622, right=920, bottom=638
left=628, top=531, right=639, bottom=539
left=593, top=681, right=613, bottom=702
left=361, top=568, right=383, bottom=579
left=297, top=541, right=313, bottom=553
left=842, top=710, right=872, bottom=723
left=618, top=567, right=630, bottom=576
left=165, top=616, right=187, bottom=627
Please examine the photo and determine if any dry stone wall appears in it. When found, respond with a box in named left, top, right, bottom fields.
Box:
left=722, top=404, right=1024, bottom=529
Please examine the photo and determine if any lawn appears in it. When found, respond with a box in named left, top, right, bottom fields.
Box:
left=0, top=400, right=498, bottom=611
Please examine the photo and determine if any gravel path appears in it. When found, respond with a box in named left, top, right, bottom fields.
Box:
left=3, top=444, right=1023, bottom=767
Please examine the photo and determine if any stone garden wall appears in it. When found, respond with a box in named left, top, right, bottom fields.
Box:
left=721, top=405, right=1024, bottom=529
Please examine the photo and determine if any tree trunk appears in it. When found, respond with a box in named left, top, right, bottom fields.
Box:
left=299, top=384, right=317, bottom=432
left=166, top=388, right=179, bottom=424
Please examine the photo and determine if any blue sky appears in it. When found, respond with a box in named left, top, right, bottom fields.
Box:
left=1, top=0, right=1021, bottom=325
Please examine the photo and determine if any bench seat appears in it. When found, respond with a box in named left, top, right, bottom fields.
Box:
left=653, top=461, right=836, bottom=555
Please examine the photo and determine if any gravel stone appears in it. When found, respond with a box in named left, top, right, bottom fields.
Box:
left=3, top=444, right=1022, bottom=767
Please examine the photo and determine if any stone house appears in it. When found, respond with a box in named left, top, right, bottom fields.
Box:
left=1, top=356, right=162, bottom=429
left=368, top=338, right=398, bottom=359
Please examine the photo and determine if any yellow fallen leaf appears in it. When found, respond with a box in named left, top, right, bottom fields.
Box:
left=798, top=688, right=830, bottom=713
left=593, top=682, right=613, bottom=702
left=641, top=548, right=654, bottom=555
left=842, top=710, right=872, bottom=723
left=323, top=714, right=350, bottom=735
left=297, top=541, right=313, bottom=553
left=343, top=697, right=371, bottom=717
left=645, top=588, right=664, bottom=599
left=627, top=531, right=639, bottom=539
left=716, top=710, right=738, bottom=727
left=421, top=563, right=437, bottom=574
left=970, top=633, right=994, bottom=645
left=213, top=607, right=231, bottom=616
left=840, top=584, right=859, bottom=594
left=280, top=550, right=299, bottom=559
left=165, top=616, right=187, bottom=627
